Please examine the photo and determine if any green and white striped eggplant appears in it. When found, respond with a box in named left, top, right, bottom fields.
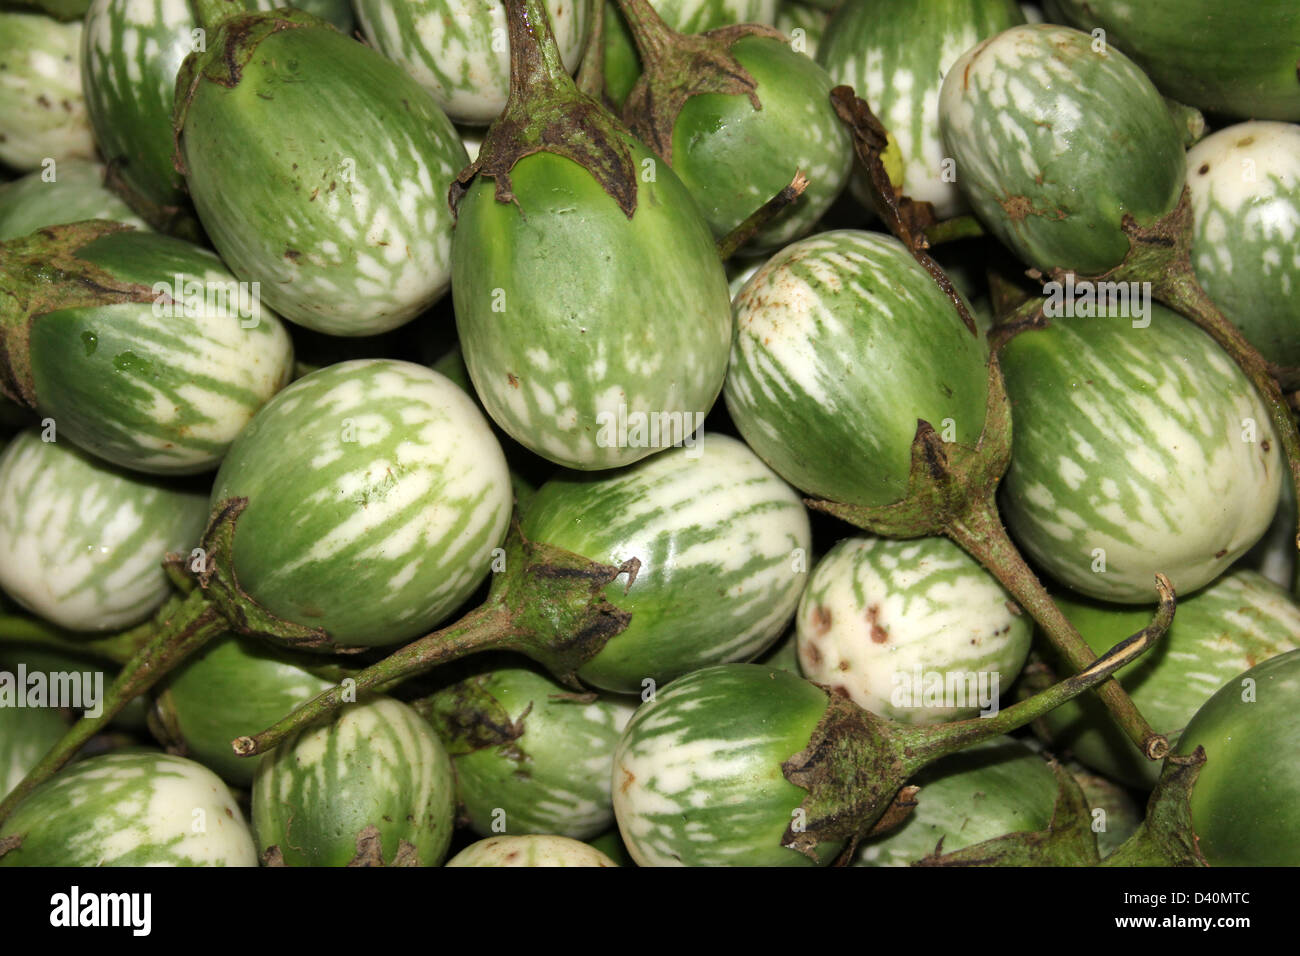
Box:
left=818, top=0, right=1025, bottom=219
left=1035, top=569, right=1300, bottom=788
left=1052, top=1, right=1300, bottom=121
left=154, top=635, right=336, bottom=786
left=0, top=700, right=68, bottom=800
left=1173, top=649, right=1300, bottom=865
left=1187, top=122, right=1300, bottom=369
left=0, top=160, right=148, bottom=241
left=0, top=226, right=295, bottom=475
left=446, top=834, right=619, bottom=866
left=423, top=666, right=636, bottom=838
left=1000, top=306, right=1280, bottom=602
left=797, top=536, right=1031, bottom=724
left=252, top=696, right=456, bottom=866
left=0, top=751, right=257, bottom=866
left=0, top=13, right=96, bottom=172
left=774, top=1, right=824, bottom=61
left=604, top=0, right=778, bottom=105
left=173, top=10, right=469, bottom=335
left=452, top=151, right=731, bottom=472
left=81, top=0, right=198, bottom=218
left=854, top=737, right=1058, bottom=866
left=0, top=430, right=208, bottom=631
left=613, top=663, right=840, bottom=865
left=355, top=0, right=591, bottom=124
left=614, top=628, right=1166, bottom=866
left=628, top=29, right=853, bottom=251
left=210, top=359, right=512, bottom=647
left=939, top=23, right=1185, bottom=276
left=520, top=434, right=811, bottom=693
left=724, top=229, right=988, bottom=507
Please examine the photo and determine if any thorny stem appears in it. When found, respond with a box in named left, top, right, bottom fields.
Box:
left=0, top=588, right=225, bottom=826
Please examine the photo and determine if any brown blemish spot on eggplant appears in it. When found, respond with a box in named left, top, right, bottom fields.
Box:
left=619, top=768, right=635, bottom=794
left=810, top=605, right=832, bottom=635
left=1197, top=163, right=1210, bottom=175
left=866, top=605, right=888, bottom=644
left=507, top=373, right=519, bottom=388
left=803, top=640, right=822, bottom=666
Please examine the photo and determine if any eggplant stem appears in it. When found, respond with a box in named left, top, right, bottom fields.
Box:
left=0, top=604, right=167, bottom=666
left=898, top=573, right=1176, bottom=768
left=0, top=588, right=225, bottom=826
left=716, top=170, right=809, bottom=261
left=231, top=603, right=517, bottom=756
left=945, top=495, right=1170, bottom=761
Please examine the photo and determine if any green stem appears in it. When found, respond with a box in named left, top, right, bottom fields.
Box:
left=576, top=0, right=607, bottom=100
left=945, top=496, right=1169, bottom=762
left=0, top=614, right=150, bottom=666
left=897, top=572, right=1175, bottom=770
left=189, top=0, right=247, bottom=30
left=231, top=603, right=517, bottom=756
left=786, top=577, right=1175, bottom=862
left=715, top=170, right=808, bottom=260
left=923, top=215, right=985, bottom=246
left=612, top=0, right=678, bottom=70
left=0, top=588, right=225, bottom=826
left=231, top=523, right=640, bottom=757
left=506, top=0, right=572, bottom=88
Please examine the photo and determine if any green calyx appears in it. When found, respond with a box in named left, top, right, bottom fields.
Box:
left=782, top=583, right=1174, bottom=864
left=417, top=674, right=530, bottom=759
left=805, top=354, right=1007, bottom=539
left=172, top=8, right=330, bottom=178
left=230, top=518, right=639, bottom=758
left=1101, top=754, right=1209, bottom=867
left=1041, top=187, right=1300, bottom=549
left=914, top=761, right=1102, bottom=866
left=449, top=0, right=639, bottom=219
left=616, top=0, right=784, bottom=163
left=780, top=692, right=911, bottom=864
left=178, top=498, right=358, bottom=654
left=0, top=221, right=155, bottom=408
